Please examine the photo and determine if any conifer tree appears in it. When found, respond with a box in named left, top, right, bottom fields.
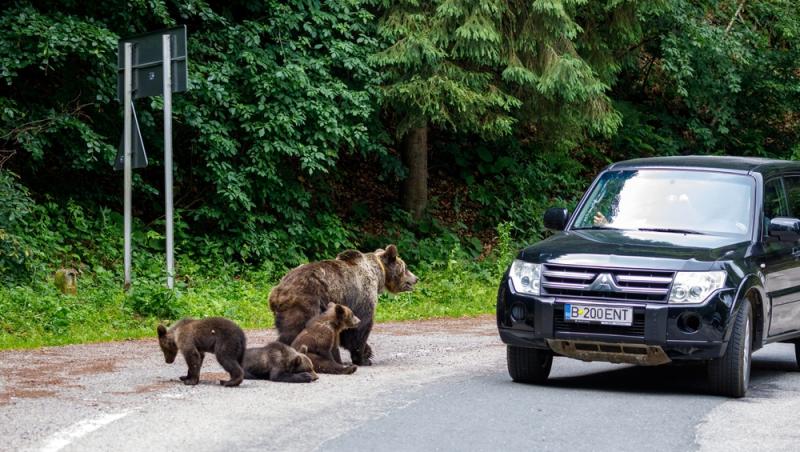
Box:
left=374, top=0, right=646, bottom=219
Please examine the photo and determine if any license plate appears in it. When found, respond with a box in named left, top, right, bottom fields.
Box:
left=564, top=303, right=633, bottom=326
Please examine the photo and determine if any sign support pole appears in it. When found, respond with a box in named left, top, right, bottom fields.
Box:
left=123, top=42, right=133, bottom=290
left=162, top=34, right=175, bottom=289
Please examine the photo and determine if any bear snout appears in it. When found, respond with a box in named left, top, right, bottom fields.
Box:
left=401, top=272, right=419, bottom=291
left=162, top=348, right=178, bottom=364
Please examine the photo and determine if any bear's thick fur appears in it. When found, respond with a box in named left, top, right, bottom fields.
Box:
left=243, top=342, right=318, bottom=383
left=291, top=303, right=360, bottom=374
left=269, top=245, right=417, bottom=365
left=157, top=317, right=246, bottom=387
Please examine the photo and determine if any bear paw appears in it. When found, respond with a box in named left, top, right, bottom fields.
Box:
left=297, top=372, right=318, bottom=383
left=351, top=344, right=374, bottom=366
left=343, top=365, right=358, bottom=375
left=183, top=378, right=199, bottom=385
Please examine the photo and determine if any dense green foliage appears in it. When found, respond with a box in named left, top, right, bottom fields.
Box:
left=1, top=0, right=385, bottom=269
left=612, top=0, right=800, bottom=159
left=0, top=0, right=798, bottom=347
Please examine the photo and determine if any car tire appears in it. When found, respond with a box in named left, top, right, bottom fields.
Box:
left=507, top=345, right=553, bottom=384
left=707, top=300, right=752, bottom=398
left=794, top=342, right=800, bottom=370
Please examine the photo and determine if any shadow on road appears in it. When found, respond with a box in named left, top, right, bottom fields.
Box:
left=539, top=352, right=798, bottom=397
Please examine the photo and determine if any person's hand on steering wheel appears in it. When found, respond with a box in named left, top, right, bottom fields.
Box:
left=593, top=211, right=608, bottom=226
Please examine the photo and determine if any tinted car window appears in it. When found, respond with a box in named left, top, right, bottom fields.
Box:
left=763, top=178, right=788, bottom=237
left=764, top=179, right=788, bottom=218
left=782, top=176, right=800, bottom=217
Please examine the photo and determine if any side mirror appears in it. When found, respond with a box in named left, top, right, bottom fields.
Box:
left=769, top=217, right=800, bottom=241
left=544, top=207, right=569, bottom=231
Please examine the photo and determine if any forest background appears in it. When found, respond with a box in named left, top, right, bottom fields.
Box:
left=1, top=0, right=798, bottom=348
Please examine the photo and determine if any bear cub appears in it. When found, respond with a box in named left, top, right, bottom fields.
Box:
left=243, top=342, right=318, bottom=383
left=291, top=303, right=360, bottom=374
left=157, top=317, right=246, bottom=387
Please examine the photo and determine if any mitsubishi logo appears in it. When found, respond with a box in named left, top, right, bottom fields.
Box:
left=589, top=273, right=621, bottom=292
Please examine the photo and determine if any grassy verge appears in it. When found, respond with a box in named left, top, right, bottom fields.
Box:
left=0, top=259, right=501, bottom=350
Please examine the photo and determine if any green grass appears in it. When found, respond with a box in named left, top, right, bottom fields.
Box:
left=0, top=259, right=500, bottom=350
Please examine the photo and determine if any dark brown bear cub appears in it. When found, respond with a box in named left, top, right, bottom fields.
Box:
left=270, top=244, right=417, bottom=366
left=157, top=317, right=246, bottom=387
left=243, top=342, right=318, bottom=383
left=291, top=303, right=360, bottom=374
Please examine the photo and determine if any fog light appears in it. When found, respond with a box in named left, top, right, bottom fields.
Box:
left=510, top=303, right=527, bottom=322
left=677, top=312, right=702, bottom=334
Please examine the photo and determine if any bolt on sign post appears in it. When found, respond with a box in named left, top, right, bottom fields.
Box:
left=116, top=26, right=188, bottom=289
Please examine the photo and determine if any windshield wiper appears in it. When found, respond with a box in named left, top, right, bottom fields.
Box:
left=572, top=226, right=625, bottom=231
left=637, top=227, right=705, bottom=235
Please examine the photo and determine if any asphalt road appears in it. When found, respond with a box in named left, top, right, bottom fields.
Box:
left=2, top=315, right=800, bottom=452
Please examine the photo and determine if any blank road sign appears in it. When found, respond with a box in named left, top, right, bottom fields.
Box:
left=116, top=26, right=188, bottom=100
left=113, top=102, right=148, bottom=171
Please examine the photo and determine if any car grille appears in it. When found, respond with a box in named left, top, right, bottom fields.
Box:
left=553, top=305, right=646, bottom=337
left=541, top=264, right=674, bottom=303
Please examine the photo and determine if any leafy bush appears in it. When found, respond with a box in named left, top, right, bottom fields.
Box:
left=0, top=170, right=48, bottom=283
left=125, top=278, right=186, bottom=319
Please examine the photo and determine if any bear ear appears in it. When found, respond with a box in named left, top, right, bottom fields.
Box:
left=335, top=304, right=346, bottom=320
left=298, top=345, right=308, bottom=354
left=326, top=302, right=336, bottom=311
left=157, top=324, right=167, bottom=337
left=383, top=244, right=398, bottom=263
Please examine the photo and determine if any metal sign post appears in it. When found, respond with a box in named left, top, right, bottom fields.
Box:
left=116, top=26, right=187, bottom=290
left=123, top=42, right=133, bottom=290
left=162, top=34, right=175, bottom=289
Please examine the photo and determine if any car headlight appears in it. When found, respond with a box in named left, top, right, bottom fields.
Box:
left=509, top=260, right=542, bottom=295
left=668, top=271, right=726, bottom=304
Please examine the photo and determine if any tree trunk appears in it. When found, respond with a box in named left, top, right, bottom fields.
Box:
left=402, top=125, right=428, bottom=220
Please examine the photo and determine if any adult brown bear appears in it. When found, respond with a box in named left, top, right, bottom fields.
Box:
left=269, top=245, right=418, bottom=365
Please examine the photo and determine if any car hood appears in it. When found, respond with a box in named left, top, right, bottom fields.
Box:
left=520, top=229, right=750, bottom=271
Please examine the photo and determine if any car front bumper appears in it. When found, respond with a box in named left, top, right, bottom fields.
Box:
left=497, top=279, right=736, bottom=362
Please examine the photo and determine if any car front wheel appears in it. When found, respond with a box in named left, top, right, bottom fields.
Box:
left=507, top=345, right=553, bottom=384
left=795, top=341, right=800, bottom=370
left=707, top=300, right=752, bottom=398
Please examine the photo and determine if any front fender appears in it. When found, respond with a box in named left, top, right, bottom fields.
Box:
left=726, top=274, right=767, bottom=348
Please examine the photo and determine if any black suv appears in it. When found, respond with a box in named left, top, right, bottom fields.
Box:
left=497, top=156, right=800, bottom=397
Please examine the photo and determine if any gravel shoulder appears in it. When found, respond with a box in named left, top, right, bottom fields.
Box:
left=0, top=315, right=504, bottom=452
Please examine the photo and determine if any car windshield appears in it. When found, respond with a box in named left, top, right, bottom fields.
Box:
left=571, top=169, right=755, bottom=237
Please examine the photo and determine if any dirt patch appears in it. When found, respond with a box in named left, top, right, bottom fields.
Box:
left=376, top=315, right=496, bottom=336
left=72, top=358, right=118, bottom=376
left=7, top=389, right=56, bottom=399
left=134, top=380, right=173, bottom=394
left=0, top=387, right=59, bottom=405
left=200, top=372, right=232, bottom=382
left=109, top=380, right=174, bottom=396
left=0, top=348, right=120, bottom=404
